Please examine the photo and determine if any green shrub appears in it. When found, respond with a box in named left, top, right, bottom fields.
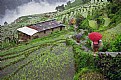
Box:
left=65, top=38, right=75, bottom=46
left=73, top=45, right=95, bottom=72
left=101, top=34, right=121, bottom=52
left=107, top=34, right=121, bottom=52
left=69, top=25, right=75, bottom=31
left=79, top=19, right=94, bottom=32
left=96, top=54, right=121, bottom=80
left=74, top=68, right=93, bottom=80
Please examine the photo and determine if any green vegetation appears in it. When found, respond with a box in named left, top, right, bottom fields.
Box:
left=2, top=43, right=75, bottom=80
left=107, top=34, right=121, bottom=52
left=65, top=0, right=90, bottom=10
left=97, top=53, right=121, bottom=80
left=101, top=23, right=121, bottom=51
left=1, top=0, right=121, bottom=80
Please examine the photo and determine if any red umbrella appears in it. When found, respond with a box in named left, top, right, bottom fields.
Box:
left=88, top=32, right=102, bottom=41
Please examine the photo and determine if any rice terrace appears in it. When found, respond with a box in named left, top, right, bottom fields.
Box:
left=0, top=0, right=121, bottom=80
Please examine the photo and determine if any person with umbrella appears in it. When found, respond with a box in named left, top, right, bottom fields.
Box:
left=88, top=32, right=103, bottom=56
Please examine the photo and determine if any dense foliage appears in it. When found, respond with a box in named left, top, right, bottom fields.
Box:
left=96, top=53, right=121, bottom=80
left=73, top=45, right=95, bottom=72
left=107, top=34, right=121, bottom=52
left=107, top=0, right=121, bottom=26
left=65, top=0, right=90, bottom=9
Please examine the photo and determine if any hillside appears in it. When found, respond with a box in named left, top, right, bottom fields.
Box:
left=0, top=0, right=121, bottom=80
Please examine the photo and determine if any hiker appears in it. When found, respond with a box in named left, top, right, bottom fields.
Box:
left=91, top=40, right=103, bottom=56
left=88, top=32, right=102, bottom=56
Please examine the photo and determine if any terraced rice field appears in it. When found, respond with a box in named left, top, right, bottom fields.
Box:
left=0, top=30, right=76, bottom=80
left=1, top=43, right=75, bottom=80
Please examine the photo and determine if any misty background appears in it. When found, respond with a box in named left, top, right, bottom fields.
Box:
left=0, top=0, right=73, bottom=25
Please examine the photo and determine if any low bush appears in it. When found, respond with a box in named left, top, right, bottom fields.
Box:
left=96, top=53, right=121, bottom=80
left=73, top=45, right=96, bottom=72
left=107, top=34, right=121, bottom=52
